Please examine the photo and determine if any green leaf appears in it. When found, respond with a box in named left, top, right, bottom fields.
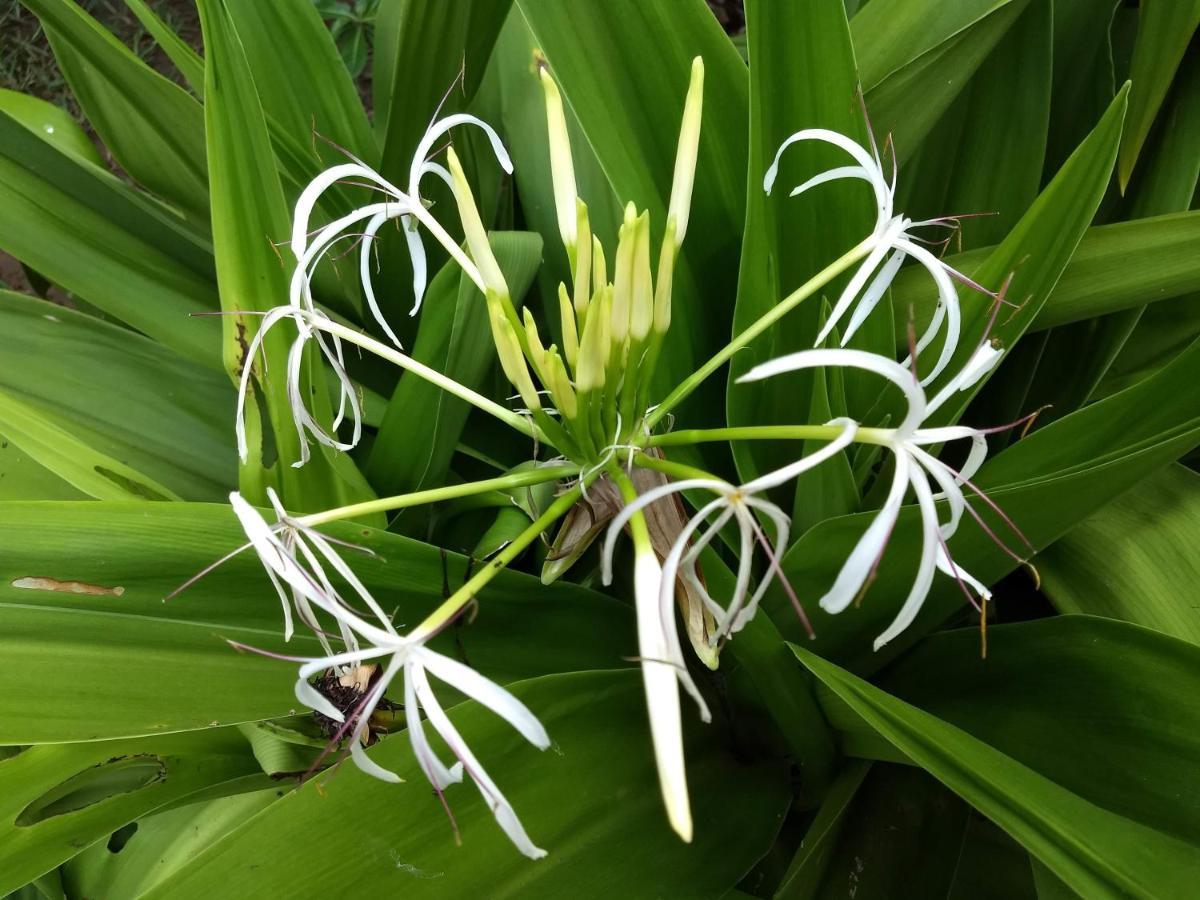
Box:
left=863, top=0, right=1029, bottom=157
left=197, top=0, right=374, bottom=513
left=0, top=389, right=179, bottom=501
left=121, top=0, right=206, bottom=92
left=367, top=232, right=543, bottom=503
left=374, top=0, right=512, bottom=161
left=851, top=0, right=1017, bottom=90
left=0, top=730, right=263, bottom=896
left=774, top=760, right=871, bottom=898
left=0, top=501, right=632, bottom=742
left=136, top=672, right=788, bottom=896
left=515, top=0, right=749, bottom=430
left=891, top=211, right=1200, bottom=334
left=895, top=0, right=1051, bottom=251
left=224, top=0, right=374, bottom=161
left=62, top=788, right=282, bottom=898
left=1117, top=0, right=1200, bottom=189
left=792, top=638, right=1200, bottom=898
left=839, top=617, right=1200, bottom=847
left=0, top=110, right=221, bottom=367
left=925, top=82, right=1129, bottom=424
left=0, top=87, right=102, bottom=166
left=0, top=435, right=87, bottom=501
left=0, top=291, right=235, bottom=501
left=728, top=0, right=875, bottom=494
left=1038, top=464, right=1200, bottom=645
left=24, top=0, right=209, bottom=216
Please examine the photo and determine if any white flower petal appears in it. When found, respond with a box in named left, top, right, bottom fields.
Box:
left=819, top=450, right=910, bottom=614
left=738, top=349, right=927, bottom=435
left=743, top=417, right=858, bottom=493
left=408, top=113, right=513, bottom=201
left=405, top=663, right=462, bottom=790
left=841, top=248, right=907, bottom=345
left=635, top=550, right=694, bottom=843
left=873, top=463, right=940, bottom=650
left=418, top=647, right=550, bottom=749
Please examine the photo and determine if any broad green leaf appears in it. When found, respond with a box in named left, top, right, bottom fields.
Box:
left=0, top=501, right=632, bottom=742
left=1117, top=0, right=1200, bottom=189
left=895, top=0, right=1051, bottom=251
left=0, top=436, right=87, bottom=501
left=864, top=1, right=1029, bottom=157
left=139, top=672, right=788, bottom=897
left=63, top=788, right=282, bottom=899
left=1098, top=292, right=1200, bottom=397
left=367, top=232, right=543, bottom=504
left=0, top=111, right=220, bottom=366
left=0, top=291, right=235, bottom=501
left=121, top=0, right=206, bottom=92
left=0, top=389, right=179, bottom=501
left=0, top=732, right=262, bottom=896
left=0, top=88, right=102, bottom=165
left=792, top=640, right=1200, bottom=898
left=1038, top=464, right=1200, bottom=645
left=1043, top=0, right=1117, bottom=176
left=728, top=0, right=876, bottom=499
left=515, top=0, right=749, bottom=430
left=851, top=0, right=1015, bottom=89
left=197, top=0, right=375, bottom=513
left=1014, top=49, right=1200, bottom=425
left=23, top=0, right=209, bottom=216
left=768, top=331, right=1200, bottom=671
left=774, top=760, right=871, bottom=898
left=224, top=0, right=374, bottom=161
left=838, top=618, right=1200, bottom=846
left=925, top=83, right=1129, bottom=425
left=890, top=211, right=1200, bottom=334
left=374, top=0, right=511, bottom=162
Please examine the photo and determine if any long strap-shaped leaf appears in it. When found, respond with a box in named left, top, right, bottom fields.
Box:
left=196, top=0, right=375, bottom=513
left=792, top=642, right=1200, bottom=899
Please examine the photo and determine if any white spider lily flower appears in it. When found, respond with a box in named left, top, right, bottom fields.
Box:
left=292, top=638, right=550, bottom=859
left=765, top=129, right=991, bottom=384
left=602, top=418, right=859, bottom=643
left=227, top=491, right=550, bottom=859
left=739, top=344, right=1006, bottom=650
left=228, top=488, right=396, bottom=653
left=233, top=305, right=362, bottom=467
left=290, top=112, right=512, bottom=339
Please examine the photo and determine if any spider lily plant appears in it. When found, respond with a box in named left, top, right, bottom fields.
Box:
left=215, top=54, right=1030, bottom=851
left=4, top=1, right=1198, bottom=896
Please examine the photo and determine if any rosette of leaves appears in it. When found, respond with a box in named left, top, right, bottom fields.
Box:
left=0, top=0, right=1198, bottom=897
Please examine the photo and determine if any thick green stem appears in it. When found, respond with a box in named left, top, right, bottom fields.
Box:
left=632, top=452, right=721, bottom=483
left=409, top=482, right=585, bottom=641
left=649, top=424, right=891, bottom=448
left=307, top=315, right=546, bottom=444
left=646, top=236, right=873, bottom=429
left=296, top=466, right=576, bottom=528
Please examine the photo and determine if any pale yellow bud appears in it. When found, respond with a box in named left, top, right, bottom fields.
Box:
left=591, top=235, right=608, bottom=297
left=576, top=287, right=612, bottom=392
left=654, top=218, right=677, bottom=334
left=573, top=198, right=592, bottom=315
left=630, top=212, right=653, bottom=341
left=558, top=282, right=580, bottom=371
left=538, top=61, right=578, bottom=255
left=522, top=307, right=551, bottom=384
left=545, top=349, right=578, bottom=419
left=446, top=147, right=509, bottom=297
left=668, top=57, right=704, bottom=248
left=489, top=303, right=541, bottom=411
left=611, top=214, right=637, bottom=347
